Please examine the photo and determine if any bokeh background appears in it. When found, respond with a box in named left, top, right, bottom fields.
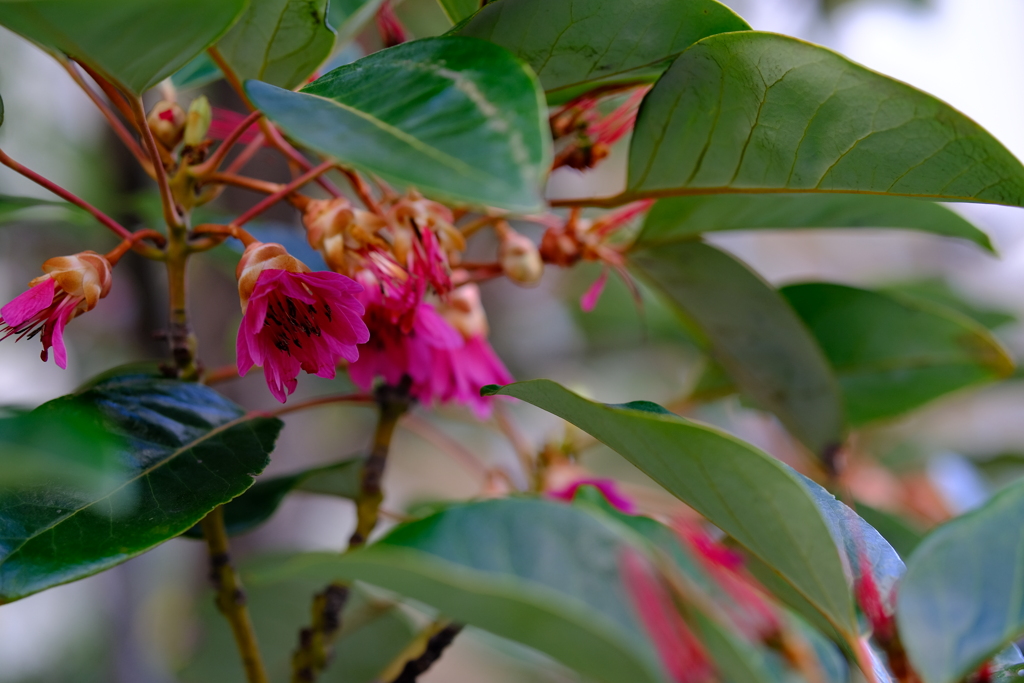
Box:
left=1, top=0, right=1023, bottom=679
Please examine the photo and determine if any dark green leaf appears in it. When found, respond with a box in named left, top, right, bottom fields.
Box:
left=0, top=375, right=282, bottom=603
left=636, top=195, right=993, bottom=252
left=782, top=283, right=1014, bottom=426
left=183, top=457, right=363, bottom=538
left=171, top=52, right=222, bottom=89
left=898, top=478, right=1024, bottom=683
left=627, top=32, right=1024, bottom=207
left=250, top=497, right=671, bottom=683
left=456, top=0, right=749, bottom=97
left=630, top=240, right=844, bottom=456
left=482, top=381, right=858, bottom=639
left=217, top=0, right=335, bottom=90
left=0, top=0, right=248, bottom=94
left=183, top=558, right=416, bottom=683
left=249, top=37, right=550, bottom=212
left=880, top=279, right=1016, bottom=331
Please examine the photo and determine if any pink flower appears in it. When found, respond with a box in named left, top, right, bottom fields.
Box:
left=0, top=251, right=112, bottom=368
left=235, top=242, right=369, bottom=403
left=424, top=334, right=513, bottom=418
left=549, top=477, right=636, bottom=513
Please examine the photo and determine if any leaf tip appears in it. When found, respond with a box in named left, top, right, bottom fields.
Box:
left=480, top=384, right=503, bottom=397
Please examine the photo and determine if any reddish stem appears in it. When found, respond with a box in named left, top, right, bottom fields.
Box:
left=75, top=62, right=138, bottom=129
left=0, top=148, right=133, bottom=240
left=129, top=96, right=183, bottom=229
left=338, top=166, right=382, bottom=214
left=265, top=393, right=375, bottom=418
left=104, top=229, right=167, bottom=263
left=193, top=110, right=264, bottom=177
left=258, top=119, right=343, bottom=198
left=232, top=161, right=333, bottom=227
left=225, top=133, right=266, bottom=174
left=207, top=172, right=281, bottom=195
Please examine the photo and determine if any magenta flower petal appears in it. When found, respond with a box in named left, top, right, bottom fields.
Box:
left=1, top=278, right=56, bottom=328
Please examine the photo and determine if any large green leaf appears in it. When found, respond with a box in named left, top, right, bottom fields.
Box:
left=636, top=195, right=993, bottom=252
left=183, top=559, right=416, bottom=683
left=248, top=36, right=550, bottom=212
left=782, top=283, right=1014, bottom=426
left=0, top=375, right=282, bottom=603
left=251, top=497, right=671, bottom=683
left=627, top=32, right=1024, bottom=207
left=437, top=0, right=479, bottom=23
left=630, top=240, right=844, bottom=457
left=481, top=381, right=858, bottom=639
left=0, top=0, right=248, bottom=94
left=456, top=0, right=749, bottom=98
left=216, top=0, right=334, bottom=89
left=897, top=479, right=1024, bottom=683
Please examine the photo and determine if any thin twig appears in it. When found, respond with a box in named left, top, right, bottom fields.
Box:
left=225, top=134, right=267, bottom=174
left=129, top=96, right=183, bottom=229
left=207, top=172, right=282, bottom=195
left=200, top=507, right=270, bottom=683
left=337, top=166, right=382, bottom=214
left=401, top=413, right=489, bottom=480
left=291, top=583, right=350, bottom=683
left=387, top=623, right=464, bottom=683
left=0, top=148, right=134, bottom=241
left=259, top=119, right=343, bottom=198
left=232, top=161, right=333, bottom=227
left=266, top=393, right=376, bottom=418
left=493, top=403, right=536, bottom=486
left=193, top=110, right=264, bottom=177
left=75, top=61, right=137, bottom=128
left=104, top=229, right=167, bottom=264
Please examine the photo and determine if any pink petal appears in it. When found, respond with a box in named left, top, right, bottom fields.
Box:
left=1, top=279, right=56, bottom=327
left=49, top=299, right=77, bottom=370
left=580, top=270, right=608, bottom=313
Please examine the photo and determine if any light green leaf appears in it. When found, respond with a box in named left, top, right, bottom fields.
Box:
left=0, top=194, right=82, bottom=225
left=782, top=283, right=1014, bottom=426
left=217, top=0, right=335, bottom=90
left=627, top=32, right=1024, bottom=207
left=482, top=381, right=858, bottom=639
left=437, top=0, right=479, bottom=24
left=0, top=0, right=248, bottom=94
left=898, top=479, right=1024, bottom=683
left=171, top=52, right=222, bottom=90
left=630, top=240, right=844, bottom=457
left=456, top=0, right=749, bottom=97
left=251, top=498, right=671, bottom=683
left=636, top=195, right=994, bottom=252
left=0, top=375, right=282, bottom=603
left=248, top=36, right=550, bottom=212
left=328, top=0, right=386, bottom=47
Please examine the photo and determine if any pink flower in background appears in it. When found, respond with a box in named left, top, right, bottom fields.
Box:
left=549, top=477, right=636, bottom=513
left=0, top=251, right=112, bottom=368
left=621, top=549, right=714, bottom=683
left=235, top=242, right=368, bottom=403
left=424, top=334, right=513, bottom=418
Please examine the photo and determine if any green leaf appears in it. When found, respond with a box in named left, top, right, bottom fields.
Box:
left=249, top=37, right=550, bottom=212
left=183, top=457, right=363, bottom=538
left=853, top=503, right=924, bottom=559
left=0, top=0, right=248, bottom=94
left=636, top=195, right=994, bottom=252
left=437, top=0, right=479, bottom=24
left=328, top=0, right=386, bottom=47
left=250, top=497, right=671, bottom=683
left=217, top=0, right=335, bottom=90
left=183, top=559, right=416, bottom=683
left=456, top=0, right=749, bottom=97
left=897, top=479, right=1024, bottom=683
left=482, top=381, right=858, bottom=639
left=627, top=32, right=1024, bottom=207
left=171, top=52, right=222, bottom=90
left=630, top=240, right=844, bottom=457
left=0, top=194, right=82, bottom=225
left=880, top=279, right=1016, bottom=331
left=781, top=283, right=1014, bottom=426
left=0, top=375, right=282, bottom=603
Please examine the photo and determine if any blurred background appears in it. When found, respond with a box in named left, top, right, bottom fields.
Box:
left=2, top=0, right=1023, bottom=679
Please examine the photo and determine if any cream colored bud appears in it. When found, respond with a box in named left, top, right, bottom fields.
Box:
left=147, top=100, right=186, bottom=149
left=236, top=242, right=310, bottom=311
left=37, top=251, right=113, bottom=311
left=441, top=284, right=489, bottom=339
left=500, top=231, right=543, bottom=286
left=183, top=96, right=212, bottom=146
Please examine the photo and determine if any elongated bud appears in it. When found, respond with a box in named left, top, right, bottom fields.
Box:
left=37, top=251, right=113, bottom=311
left=500, top=231, right=543, bottom=286
left=236, top=242, right=310, bottom=311
left=147, top=100, right=186, bottom=149
left=440, top=283, right=488, bottom=338
left=183, top=96, right=212, bottom=146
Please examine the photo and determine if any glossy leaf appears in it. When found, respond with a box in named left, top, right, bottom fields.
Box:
left=250, top=497, right=671, bottom=683
left=782, top=283, right=1014, bottom=426
left=0, top=375, right=282, bottom=602
left=630, top=240, right=844, bottom=456
left=184, top=457, right=363, bottom=538
left=627, top=32, right=1024, bottom=207
left=898, top=479, right=1024, bottom=683
left=482, top=381, right=858, bottom=638
left=457, top=0, right=749, bottom=97
left=217, top=0, right=335, bottom=90
left=636, top=194, right=993, bottom=252
left=183, top=561, right=416, bottom=683
left=248, top=37, right=550, bottom=212
left=0, top=0, right=248, bottom=94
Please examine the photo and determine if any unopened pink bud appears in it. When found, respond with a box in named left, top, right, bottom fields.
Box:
left=147, top=100, right=186, bottom=149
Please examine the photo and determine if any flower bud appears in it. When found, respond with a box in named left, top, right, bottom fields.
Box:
left=183, top=96, right=212, bottom=146
left=303, top=198, right=353, bottom=251
left=389, top=192, right=465, bottom=262
left=236, top=242, right=310, bottom=311
left=38, top=251, right=113, bottom=311
left=303, top=198, right=387, bottom=275
left=147, top=100, right=186, bottom=149
left=440, top=283, right=488, bottom=338
left=500, top=231, right=543, bottom=286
